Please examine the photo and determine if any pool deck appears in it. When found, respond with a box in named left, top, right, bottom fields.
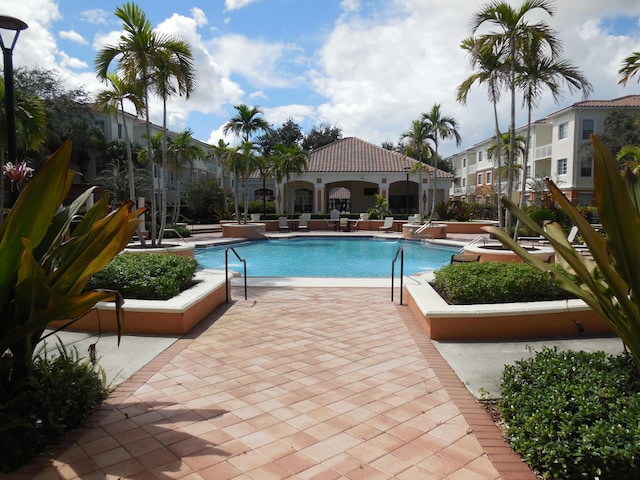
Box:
left=16, top=228, right=549, bottom=479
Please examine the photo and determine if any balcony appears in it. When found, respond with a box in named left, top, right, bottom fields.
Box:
left=534, top=144, right=552, bottom=160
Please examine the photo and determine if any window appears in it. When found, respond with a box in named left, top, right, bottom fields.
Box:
left=94, top=120, right=105, bottom=134
left=580, top=157, right=592, bottom=177
left=478, top=151, right=483, bottom=162
left=477, top=172, right=483, bottom=185
left=525, top=165, right=532, bottom=179
left=462, top=178, right=466, bottom=187
left=557, top=158, right=567, bottom=175
left=192, top=170, right=198, bottom=180
left=486, top=171, right=492, bottom=185
left=485, top=195, right=491, bottom=204
left=558, top=122, right=569, bottom=140
left=462, top=158, right=467, bottom=168
left=578, top=193, right=592, bottom=205
left=476, top=195, right=483, bottom=204
left=117, top=123, right=123, bottom=139
left=582, top=119, right=594, bottom=140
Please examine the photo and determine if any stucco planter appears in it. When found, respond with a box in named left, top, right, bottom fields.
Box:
left=403, top=223, right=447, bottom=239
left=222, top=222, right=266, bottom=239
left=463, top=244, right=555, bottom=263
left=48, top=270, right=229, bottom=335
left=441, top=221, right=498, bottom=234
left=405, top=275, right=612, bottom=340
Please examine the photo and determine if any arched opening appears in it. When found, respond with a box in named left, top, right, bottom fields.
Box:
left=328, top=186, right=351, bottom=213
left=294, top=188, right=313, bottom=213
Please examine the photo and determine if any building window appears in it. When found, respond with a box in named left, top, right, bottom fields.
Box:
left=462, top=158, right=467, bottom=167
left=557, top=158, right=567, bottom=175
left=95, top=120, right=105, bottom=134
left=117, top=123, right=123, bottom=139
left=578, top=193, right=592, bottom=205
left=486, top=195, right=491, bottom=204
left=525, top=165, right=532, bottom=178
left=462, top=178, right=466, bottom=187
left=478, top=151, right=483, bottom=162
left=558, top=122, right=568, bottom=140
left=476, top=195, right=483, bottom=204
left=477, top=172, right=483, bottom=185
left=486, top=171, right=492, bottom=185
left=582, top=119, right=594, bottom=140
left=580, top=157, right=592, bottom=177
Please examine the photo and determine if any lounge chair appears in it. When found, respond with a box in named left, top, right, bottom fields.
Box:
left=339, top=217, right=349, bottom=231
left=378, top=216, right=394, bottom=232
left=298, top=213, right=310, bottom=231
left=278, top=217, right=290, bottom=232
left=326, top=208, right=340, bottom=230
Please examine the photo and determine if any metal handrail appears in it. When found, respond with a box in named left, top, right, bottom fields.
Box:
left=391, top=246, right=404, bottom=305
left=459, top=234, right=487, bottom=253
left=225, top=247, right=247, bottom=303
left=163, top=228, right=187, bottom=243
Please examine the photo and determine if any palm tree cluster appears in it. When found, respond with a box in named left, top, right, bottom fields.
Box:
left=400, top=103, right=461, bottom=223
left=457, top=0, right=591, bottom=233
left=95, top=2, right=197, bottom=246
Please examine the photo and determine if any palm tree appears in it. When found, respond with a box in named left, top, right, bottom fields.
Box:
left=422, top=104, right=461, bottom=223
left=95, top=2, right=195, bottom=246
left=514, top=33, right=591, bottom=237
left=458, top=35, right=507, bottom=228
left=618, top=51, right=640, bottom=86
left=270, top=143, right=309, bottom=215
left=168, top=128, right=205, bottom=224
left=223, top=105, right=271, bottom=223
left=94, top=72, right=144, bottom=209
left=470, top=0, right=559, bottom=225
left=0, top=80, right=46, bottom=221
left=400, top=118, right=434, bottom=218
left=211, top=139, right=234, bottom=213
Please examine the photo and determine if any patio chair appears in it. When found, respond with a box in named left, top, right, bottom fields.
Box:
left=278, top=217, right=290, bottom=232
left=339, top=217, right=349, bottom=232
left=298, top=213, right=310, bottom=231
left=378, top=216, right=394, bottom=232
left=326, top=208, right=340, bottom=230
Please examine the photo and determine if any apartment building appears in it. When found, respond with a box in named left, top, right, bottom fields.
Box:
left=447, top=95, right=640, bottom=206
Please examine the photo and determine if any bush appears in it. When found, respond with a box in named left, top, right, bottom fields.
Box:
left=500, top=347, right=640, bottom=479
left=431, top=262, right=574, bottom=304
left=85, top=253, right=198, bottom=300
left=0, top=342, right=108, bottom=472
left=163, top=224, right=192, bottom=238
left=434, top=200, right=475, bottom=221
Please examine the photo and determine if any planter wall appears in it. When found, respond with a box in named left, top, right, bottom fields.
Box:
left=221, top=222, right=266, bottom=239
left=463, top=244, right=555, bottom=263
left=49, top=270, right=229, bottom=335
left=405, top=278, right=612, bottom=341
left=441, top=221, right=498, bottom=234
left=124, top=243, right=195, bottom=258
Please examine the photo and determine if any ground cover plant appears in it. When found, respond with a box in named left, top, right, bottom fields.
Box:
left=500, top=347, right=640, bottom=478
left=85, top=253, right=198, bottom=300
left=0, top=342, right=108, bottom=472
left=431, top=262, right=573, bottom=305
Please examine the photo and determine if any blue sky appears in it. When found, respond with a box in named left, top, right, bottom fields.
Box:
left=2, top=0, right=640, bottom=157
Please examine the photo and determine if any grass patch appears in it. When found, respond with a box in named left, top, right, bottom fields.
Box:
left=500, top=347, right=640, bottom=479
left=431, top=261, right=574, bottom=304
left=85, top=253, right=198, bottom=300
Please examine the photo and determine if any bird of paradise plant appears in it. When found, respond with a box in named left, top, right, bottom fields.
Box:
left=0, top=140, right=145, bottom=385
left=486, top=134, right=640, bottom=371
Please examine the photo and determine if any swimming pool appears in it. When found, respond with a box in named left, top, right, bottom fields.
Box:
left=195, top=237, right=457, bottom=277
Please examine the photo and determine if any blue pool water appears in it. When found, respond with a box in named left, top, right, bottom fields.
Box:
left=195, top=238, right=456, bottom=277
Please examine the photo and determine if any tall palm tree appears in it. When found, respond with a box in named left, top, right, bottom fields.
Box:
left=514, top=33, right=591, bottom=237
left=211, top=139, right=234, bottom=213
left=270, top=143, right=309, bottom=215
left=94, top=73, right=145, bottom=206
left=400, top=118, right=434, bottom=218
left=168, top=128, right=205, bottom=224
left=223, top=105, right=271, bottom=223
left=422, top=104, right=461, bottom=223
left=470, top=0, right=559, bottom=225
left=458, top=35, right=507, bottom=228
left=95, top=2, right=195, bottom=246
left=618, top=51, right=640, bottom=86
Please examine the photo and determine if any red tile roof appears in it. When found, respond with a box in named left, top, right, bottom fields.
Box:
left=306, top=137, right=454, bottom=178
left=548, top=95, right=640, bottom=116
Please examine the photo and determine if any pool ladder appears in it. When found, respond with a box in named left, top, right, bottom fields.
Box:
left=225, top=247, right=247, bottom=303
left=391, top=246, right=404, bottom=305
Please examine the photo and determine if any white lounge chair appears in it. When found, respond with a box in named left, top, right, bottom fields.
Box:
left=298, top=213, right=310, bottom=231
left=378, top=216, right=394, bottom=232
left=278, top=217, right=290, bottom=232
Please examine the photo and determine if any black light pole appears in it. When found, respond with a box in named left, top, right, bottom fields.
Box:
left=403, top=166, right=410, bottom=214
left=0, top=15, right=28, bottom=166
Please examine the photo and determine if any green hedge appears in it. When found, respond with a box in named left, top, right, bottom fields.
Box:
left=500, top=347, right=640, bottom=479
left=85, top=253, right=197, bottom=300
left=431, top=262, right=573, bottom=304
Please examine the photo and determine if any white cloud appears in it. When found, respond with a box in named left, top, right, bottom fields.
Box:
left=58, top=51, right=88, bottom=70
left=59, top=29, right=88, bottom=45
left=80, top=8, right=110, bottom=26
left=224, top=0, right=260, bottom=12
left=190, top=7, right=208, bottom=28
left=263, top=104, right=316, bottom=127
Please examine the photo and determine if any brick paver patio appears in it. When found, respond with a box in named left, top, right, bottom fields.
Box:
left=13, top=286, right=535, bottom=479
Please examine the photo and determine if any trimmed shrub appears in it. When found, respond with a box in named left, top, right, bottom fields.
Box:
left=85, top=253, right=198, bottom=300
left=0, top=343, right=108, bottom=472
left=500, top=347, right=640, bottom=479
left=431, top=261, right=573, bottom=304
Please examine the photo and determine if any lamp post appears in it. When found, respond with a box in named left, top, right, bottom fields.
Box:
left=0, top=15, right=28, bottom=165
left=403, top=166, right=410, bottom=214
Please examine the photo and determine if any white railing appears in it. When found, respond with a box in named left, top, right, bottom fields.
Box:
left=534, top=144, right=552, bottom=160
